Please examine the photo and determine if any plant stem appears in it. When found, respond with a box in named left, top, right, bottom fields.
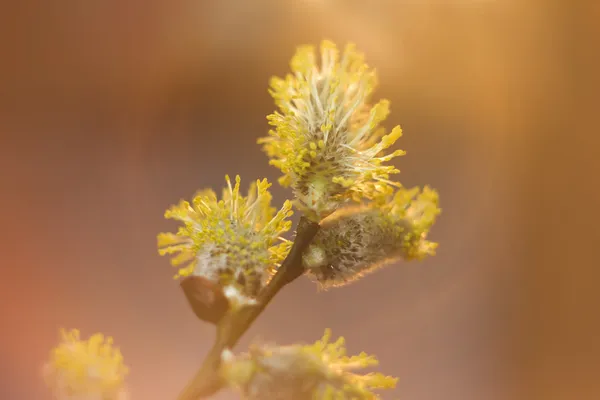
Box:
left=177, top=216, right=320, bottom=400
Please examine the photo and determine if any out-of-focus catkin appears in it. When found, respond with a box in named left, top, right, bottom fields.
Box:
left=220, top=329, right=397, bottom=400
left=43, top=329, right=129, bottom=400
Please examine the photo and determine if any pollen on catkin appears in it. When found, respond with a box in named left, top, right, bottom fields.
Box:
left=259, top=40, right=405, bottom=221
left=43, top=329, right=129, bottom=400
left=220, top=329, right=397, bottom=400
left=157, top=175, right=293, bottom=307
left=303, top=186, right=440, bottom=288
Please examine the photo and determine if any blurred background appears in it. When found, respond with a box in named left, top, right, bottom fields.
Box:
left=0, top=1, right=597, bottom=399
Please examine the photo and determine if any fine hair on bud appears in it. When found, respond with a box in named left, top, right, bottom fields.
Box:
left=303, top=186, right=440, bottom=288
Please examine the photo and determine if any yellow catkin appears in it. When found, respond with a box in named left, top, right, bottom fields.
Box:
left=44, top=329, right=128, bottom=399
left=303, top=186, right=441, bottom=288
left=259, top=40, right=406, bottom=221
left=157, top=175, right=293, bottom=306
left=221, top=329, right=397, bottom=400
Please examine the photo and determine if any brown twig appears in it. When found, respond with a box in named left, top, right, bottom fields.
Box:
left=177, top=216, right=320, bottom=400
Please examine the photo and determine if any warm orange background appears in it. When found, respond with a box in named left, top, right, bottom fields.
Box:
left=1, top=1, right=597, bottom=400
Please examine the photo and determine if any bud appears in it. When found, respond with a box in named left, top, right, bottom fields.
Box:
left=180, top=276, right=230, bottom=323
left=220, top=329, right=397, bottom=400
left=158, top=175, right=293, bottom=309
left=259, top=40, right=405, bottom=221
left=303, top=186, right=440, bottom=288
left=43, top=329, right=129, bottom=400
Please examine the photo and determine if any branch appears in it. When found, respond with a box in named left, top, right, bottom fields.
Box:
left=177, top=216, right=320, bottom=400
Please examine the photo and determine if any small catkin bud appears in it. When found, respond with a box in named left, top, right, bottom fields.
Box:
left=220, top=329, right=397, bottom=400
left=303, top=186, right=440, bottom=288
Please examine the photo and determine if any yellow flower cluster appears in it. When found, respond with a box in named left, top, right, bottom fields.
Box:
left=43, top=329, right=128, bottom=400
left=383, top=185, right=440, bottom=260
left=221, top=329, right=397, bottom=400
left=303, top=186, right=440, bottom=288
left=260, top=40, right=405, bottom=221
left=158, top=175, right=293, bottom=306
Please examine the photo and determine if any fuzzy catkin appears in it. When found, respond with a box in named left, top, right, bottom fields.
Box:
left=303, top=208, right=405, bottom=287
left=43, top=330, right=129, bottom=400
left=259, top=40, right=405, bottom=221
left=157, top=175, right=293, bottom=307
left=220, top=329, right=397, bottom=400
left=303, top=187, right=440, bottom=288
